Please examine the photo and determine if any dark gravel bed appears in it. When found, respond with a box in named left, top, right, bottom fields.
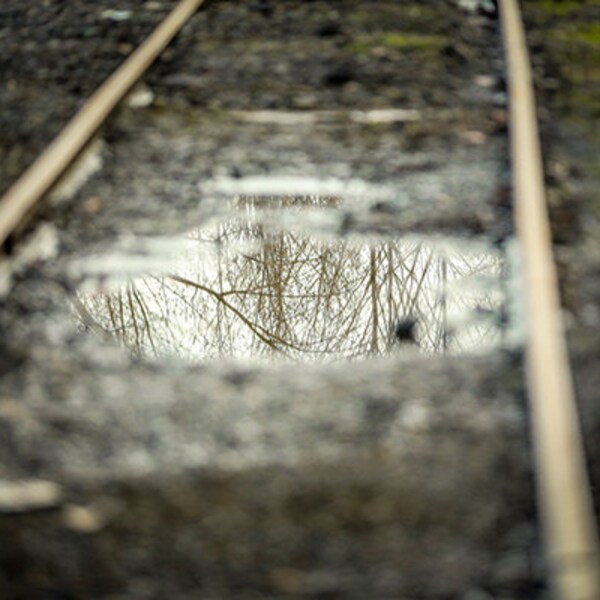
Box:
left=0, top=0, right=504, bottom=196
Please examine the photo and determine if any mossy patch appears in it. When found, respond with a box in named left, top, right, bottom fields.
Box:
left=350, top=5, right=438, bottom=25
left=527, top=2, right=600, bottom=222
left=551, top=23, right=600, bottom=45
left=528, top=0, right=600, bottom=17
left=543, top=25, right=600, bottom=85
left=383, top=33, right=446, bottom=50
left=555, top=89, right=600, bottom=120
left=346, top=32, right=446, bottom=55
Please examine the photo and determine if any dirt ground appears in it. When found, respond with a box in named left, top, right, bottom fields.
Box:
left=0, top=1, right=598, bottom=598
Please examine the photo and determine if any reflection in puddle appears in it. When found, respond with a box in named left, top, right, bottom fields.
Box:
left=74, top=198, right=505, bottom=363
left=204, top=176, right=394, bottom=201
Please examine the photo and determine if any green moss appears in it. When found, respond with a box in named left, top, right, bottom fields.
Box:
left=527, top=1, right=600, bottom=217
left=530, top=0, right=586, bottom=17
left=545, top=34, right=600, bottom=91
left=383, top=33, right=446, bottom=49
left=350, top=5, right=437, bottom=24
left=346, top=32, right=446, bottom=55
left=557, top=89, right=600, bottom=117
left=552, top=23, right=600, bottom=45
left=346, top=39, right=368, bottom=55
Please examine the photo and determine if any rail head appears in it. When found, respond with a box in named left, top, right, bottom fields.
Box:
left=499, top=1, right=600, bottom=598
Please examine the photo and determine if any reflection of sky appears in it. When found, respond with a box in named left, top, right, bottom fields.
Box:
left=75, top=201, right=505, bottom=363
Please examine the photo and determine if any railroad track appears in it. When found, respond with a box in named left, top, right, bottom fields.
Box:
left=0, top=1, right=598, bottom=597
left=498, top=2, right=600, bottom=599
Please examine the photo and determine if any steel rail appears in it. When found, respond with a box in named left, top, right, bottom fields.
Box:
left=0, top=0, right=206, bottom=247
left=499, top=1, right=600, bottom=598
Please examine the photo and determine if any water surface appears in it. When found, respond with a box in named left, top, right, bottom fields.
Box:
left=74, top=196, right=506, bottom=363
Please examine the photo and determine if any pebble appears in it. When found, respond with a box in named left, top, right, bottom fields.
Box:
left=63, top=504, right=105, bottom=533
left=100, top=10, right=133, bottom=22
left=0, top=479, right=63, bottom=513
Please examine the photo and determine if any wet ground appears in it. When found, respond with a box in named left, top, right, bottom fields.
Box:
left=0, top=0, right=597, bottom=598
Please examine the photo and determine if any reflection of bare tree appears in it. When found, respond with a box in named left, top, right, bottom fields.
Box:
left=75, top=198, right=503, bottom=362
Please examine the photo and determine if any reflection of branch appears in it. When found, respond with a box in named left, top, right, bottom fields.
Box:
left=369, top=248, right=379, bottom=354
left=73, top=296, right=113, bottom=341
left=407, top=251, right=433, bottom=315
left=106, top=295, right=118, bottom=336
left=132, top=285, right=157, bottom=355
left=168, top=274, right=303, bottom=354
left=127, top=286, right=141, bottom=353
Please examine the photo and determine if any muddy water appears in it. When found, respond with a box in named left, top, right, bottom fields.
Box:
left=72, top=195, right=508, bottom=364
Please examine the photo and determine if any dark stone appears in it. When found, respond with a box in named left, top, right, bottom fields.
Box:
left=370, top=201, right=401, bottom=214
left=249, top=1, right=273, bottom=18
left=315, top=21, right=343, bottom=38
left=394, top=319, right=417, bottom=344
left=323, top=65, right=355, bottom=87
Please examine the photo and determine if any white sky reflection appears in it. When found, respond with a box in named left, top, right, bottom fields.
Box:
left=74, top=198, right=505, bottom=363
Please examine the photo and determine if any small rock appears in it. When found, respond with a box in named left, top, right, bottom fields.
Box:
left=84, top=196, right=103, bottom=215
left=395, top=318, right=418, bottom=343
left=293, top=93, right=318, bottom=109
left=127, top=85, right=155, bottom=109
left=0, top=480, right=63, bottom=513
left=100, top=10, right=132, bottom=21
left=456, top=0, right=497, bottom=16
left=460, top=130, right=487, bottom=145
left=457, top=0, right=479, bottom=13
left=117, top=42, right=134, bottom=56
left=400, top=399, right=433, bottom=432
left=63, top=504, right=104, bottom=533
left=323, top=65, right=355, bottom=87
left=316, top=21, right=343, bottom=37
left=474, top=74, right=497, bottom=89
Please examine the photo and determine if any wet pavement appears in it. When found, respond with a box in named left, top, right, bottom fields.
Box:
left=3, top=0, right=598, bottom=598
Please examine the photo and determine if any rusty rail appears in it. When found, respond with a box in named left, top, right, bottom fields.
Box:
left=0, top=0, right=206, bottom=247
left=499, top=1, right=600, bottom=598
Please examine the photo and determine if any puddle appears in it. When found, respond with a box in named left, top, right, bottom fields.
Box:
left=73, top=196, right=508, bottom=364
